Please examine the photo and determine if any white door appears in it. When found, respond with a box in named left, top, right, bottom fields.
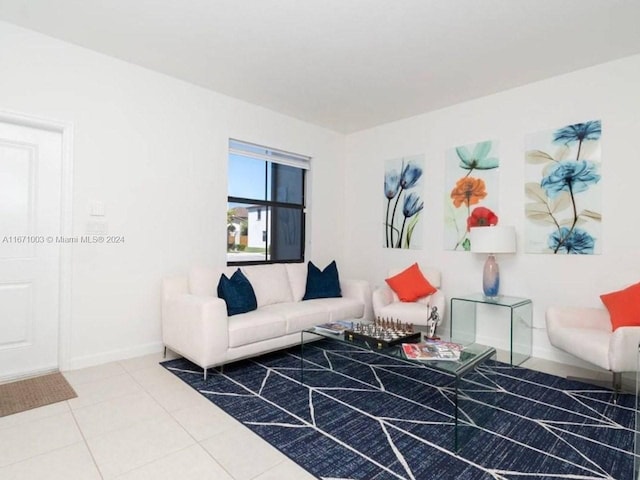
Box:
left=0, top=121, right=63, bottom=380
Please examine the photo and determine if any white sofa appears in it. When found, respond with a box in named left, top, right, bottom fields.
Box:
left=372, top=267, right=445, bottom=328
left=546, top=306, right=640, bottom=393
left=162, top=262, right=372, bottom=378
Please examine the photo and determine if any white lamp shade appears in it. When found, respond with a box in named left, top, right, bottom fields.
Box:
left=469, top=226, right=516, bottom=254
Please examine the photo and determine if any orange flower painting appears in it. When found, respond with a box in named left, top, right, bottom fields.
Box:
left=444, top=140, right=500, bottom=250
left=450, top=177, right=487, bottom=208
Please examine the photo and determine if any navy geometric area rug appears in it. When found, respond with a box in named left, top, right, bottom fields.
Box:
left=162, top=340, right=637, bottom=480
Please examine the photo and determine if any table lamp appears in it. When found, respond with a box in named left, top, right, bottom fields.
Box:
left=470, top=226, right=516, bottom=299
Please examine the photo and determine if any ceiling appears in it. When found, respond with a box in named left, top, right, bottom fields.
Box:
left=1, top=0, right=640, bottom=133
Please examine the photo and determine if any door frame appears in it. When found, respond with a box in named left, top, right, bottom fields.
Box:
left=0, top=109, right=74, bottom=373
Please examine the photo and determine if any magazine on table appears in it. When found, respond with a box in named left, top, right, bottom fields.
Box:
left=314, top=320, right=353, bottom=335
left=401, top=339, right=463, bottom=361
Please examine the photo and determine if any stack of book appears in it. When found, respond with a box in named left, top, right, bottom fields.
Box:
left=314, top=320, right=353, bottom=335
left=401, top=340, right=463, bottom=361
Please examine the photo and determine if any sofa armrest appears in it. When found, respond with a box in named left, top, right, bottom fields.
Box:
left=610, top=326, right=640, bottom=372
left=162, top=275, right=188, bottom=303
left=546, top=306, right=611, bottom=332
left=162, top=293, right=229, bottom=369
left=609, top=326, right=640, bottom=372
left=341, top=279, right=373, bottom=321
left=372, top=285, right=394, bottom=316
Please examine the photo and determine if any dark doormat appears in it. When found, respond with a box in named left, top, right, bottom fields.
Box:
left=0, top=372, right=77, bottom=417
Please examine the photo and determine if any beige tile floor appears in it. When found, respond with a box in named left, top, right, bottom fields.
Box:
left=0, top=352, right=629, bottom=479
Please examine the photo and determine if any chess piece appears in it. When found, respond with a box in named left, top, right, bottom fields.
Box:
left=426, top=306, right=440, bottom=339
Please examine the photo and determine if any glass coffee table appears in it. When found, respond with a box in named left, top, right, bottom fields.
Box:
left=300, top=322, right=497, bottom=451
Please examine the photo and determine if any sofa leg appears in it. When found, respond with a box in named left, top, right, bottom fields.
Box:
left=201, top=365, right=224, bottom=380
left=163, top=346, right=167, bottom=359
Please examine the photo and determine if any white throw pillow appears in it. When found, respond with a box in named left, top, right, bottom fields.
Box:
left=286, top=263, right=308, bottom=302
left=242, top=264, right=293, bottom=307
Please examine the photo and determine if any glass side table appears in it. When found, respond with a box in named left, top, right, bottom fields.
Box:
left=450, top=293, right=532, bottom=366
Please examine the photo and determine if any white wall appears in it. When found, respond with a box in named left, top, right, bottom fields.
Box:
left=344, top=54, right=640, bottom=365
left=0, top=21, right=346, bottom=369
left=3, top=19, right=638, bottom=371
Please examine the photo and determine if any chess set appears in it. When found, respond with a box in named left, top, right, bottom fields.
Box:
left=344, top=317, right=422, bottom=349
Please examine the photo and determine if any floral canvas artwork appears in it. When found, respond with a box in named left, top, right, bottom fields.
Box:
left=444, top=140, right=500, bottom=251
left=383, top=155, right=424, bottom=249
left=524, top=120, right=602, bottom=254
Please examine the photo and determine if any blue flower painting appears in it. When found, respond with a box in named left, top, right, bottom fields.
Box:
left=383, top=155, right=425, bottom=249
left=524, top=120, right=602, bottom=254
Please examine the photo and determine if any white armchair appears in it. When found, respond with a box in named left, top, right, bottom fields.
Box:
left=546, top=305, right=640, bottom=394
left=372, top=267, right=445, bottom=328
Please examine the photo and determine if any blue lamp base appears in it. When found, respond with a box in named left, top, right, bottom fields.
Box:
left=482, top=254, right=500, bottom=299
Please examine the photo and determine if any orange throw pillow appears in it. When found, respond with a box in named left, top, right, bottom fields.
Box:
left=385, top=263, right=437, bottom=302
left=600, top=282, right=640, bottom=330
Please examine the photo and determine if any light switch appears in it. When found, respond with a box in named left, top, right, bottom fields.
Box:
left=90, top=201, right=105, bottom=217
left=86, top=219, right=108, bottom=235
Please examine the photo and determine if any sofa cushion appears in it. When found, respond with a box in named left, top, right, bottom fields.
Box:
left=228, top=310, right=288, bottom=348
left=303, top=261, right=342, bottom=300
left=217, top=269, right=257, bottom=316
left=286, top=263, right=308, bottom=302
left=242, top=264, right=293, bottom=307
left=262, top=302, right=329, bottom=334
left=304, top=297, right=364, bottom=322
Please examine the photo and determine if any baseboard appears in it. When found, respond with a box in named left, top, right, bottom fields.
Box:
left=63, top=341, right=164, bottom=371
left=0, top=366, right=58, bottom=385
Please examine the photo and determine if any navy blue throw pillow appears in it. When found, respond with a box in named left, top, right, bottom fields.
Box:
left=303, top=261, right=342, bottom=300
left=217, top=269, right=257, bottom=316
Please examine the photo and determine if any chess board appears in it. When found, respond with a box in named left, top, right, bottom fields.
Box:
left=344, top=328, right=421, bottom=349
